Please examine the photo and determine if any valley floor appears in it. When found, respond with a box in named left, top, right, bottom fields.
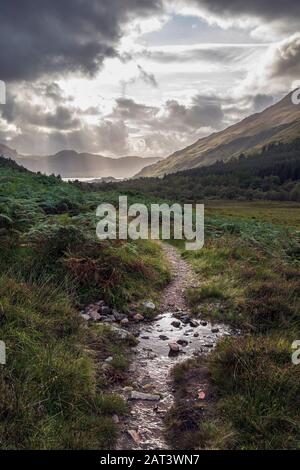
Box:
left=0, top=156, right=299, bottom=450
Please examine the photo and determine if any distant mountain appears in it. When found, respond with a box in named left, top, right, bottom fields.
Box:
left=136, top=91, right=300, bottom=177
left=0, top=145, right=160, bottom=178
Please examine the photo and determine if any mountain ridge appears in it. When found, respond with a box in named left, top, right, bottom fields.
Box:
left=0, top=144, right=160, bottom=178
left=136, top=91, right=300, bottom=178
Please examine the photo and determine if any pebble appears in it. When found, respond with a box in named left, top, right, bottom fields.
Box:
left=89, top=311, right=101, bottom=321
left=168, top=342, right=180, bottom=352
left=80, top=313, right=91, bottom=321
left=133, top=313, right=144, bottom=322
left=127, top=430, right=142, bottom=444
left=101, top=306, right=111, bottom=315
left=159, top=335, right=169, bottom=341
left=177, top=338, right=188, bottom=346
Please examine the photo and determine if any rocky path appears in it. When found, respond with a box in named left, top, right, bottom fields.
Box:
left=116, top=243, right=230, bottom=450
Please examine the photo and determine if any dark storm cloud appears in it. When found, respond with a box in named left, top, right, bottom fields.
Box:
left=268, top=33, right=300, bottom=79
left=191, top=0, right=300, bottom=23
left=111, top=98, right=158, bottom=120
left=153, top=94, right=224, bottom=132
left=1, top=91, right=80, bottom=130
left=0, top=0, right=162, bottom=81
left=111, top=94, right=225, bottom=134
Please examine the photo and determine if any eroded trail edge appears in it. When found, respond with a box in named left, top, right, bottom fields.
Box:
left=116, top=243, right=230, bottom=450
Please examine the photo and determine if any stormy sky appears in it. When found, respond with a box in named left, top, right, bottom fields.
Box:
left=0, top=0, right=299, bottom=157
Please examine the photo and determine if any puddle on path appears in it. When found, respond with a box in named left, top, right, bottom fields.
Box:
left=116, top=244, right=231, bottom=450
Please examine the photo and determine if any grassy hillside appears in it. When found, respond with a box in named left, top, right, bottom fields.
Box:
left=0, top=156, right=170, bottom=449
left=137, top=91, right=300, bottom=177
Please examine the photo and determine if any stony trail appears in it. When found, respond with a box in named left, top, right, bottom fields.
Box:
left=116, top=243, right=230, bottom=450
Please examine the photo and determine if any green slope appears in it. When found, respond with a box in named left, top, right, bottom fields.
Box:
left=137, top=91, right=300, bottom=177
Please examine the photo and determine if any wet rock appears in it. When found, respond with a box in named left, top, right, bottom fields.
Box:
left=177, top=338, right=188, bottom=346
left=173, top=312, right=183, bottom=319
left=89, top=311, right=102, bottom=321
left=212, top=327, right=219, bottom=333
left=113, top=310, right=127, bottom=322
left=127, top=430, right=142, bottom=444
left=194, top=332, right=199, bottom=337
left=171, top=320, right=181, bottom=328
left=133, top=313, right=144, bottom=322
left=141, top=335, right=150, bottom=340
left=103, top=316, right=115, bottom=323
left=101, top=306, right=111, bottom=315
left=110, top=325, right=135, bottom=341
left=112, top=414, right=119, bottom=424
left=147, top=351, right=157, bottom=360
left=130, top=391, right=160, bottom=401
left=200, top=321, right=208, bottom=326
left=204, top=343, right=214, bottom=348
left=143, top=301, right=156, bottom=310
left=189, top=319, right=199, bottom=328
left=142, top=383, right=154, bottom=392
left=80, top=313, right=91, bottom=321
left=168, top=342, right=180, bottom=353
left=181, top=316, right=190, bottom=324
left=159, top=335, right=169, bottom=341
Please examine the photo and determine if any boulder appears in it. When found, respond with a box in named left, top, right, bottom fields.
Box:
left=171, top=320, right=181, bottom=328
left=120, top=318, right=129, bottom=326
left=189, top=319, right=199, bottom=328
left=143, top=301, right=156, bottom=310
left=211, top=327, right=219, bottom=333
